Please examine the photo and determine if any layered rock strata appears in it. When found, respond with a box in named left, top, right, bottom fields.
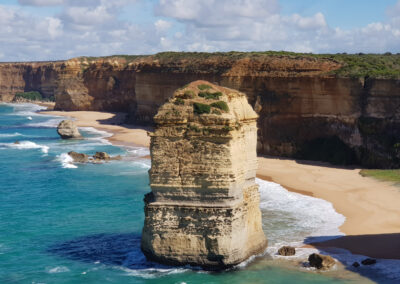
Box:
left=141, top=81, right=267, bottom=269
left=1, top=54, right=400, bottom=167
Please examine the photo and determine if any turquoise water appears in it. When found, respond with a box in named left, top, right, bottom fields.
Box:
left=0, top=103, right=389, bottom=283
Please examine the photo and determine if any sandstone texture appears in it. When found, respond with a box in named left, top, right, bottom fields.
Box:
left=141, top=81, right=267, bottom=269
left=1, top=54, right=400, bottom=168
left=57, top=120, right=82, bottom=139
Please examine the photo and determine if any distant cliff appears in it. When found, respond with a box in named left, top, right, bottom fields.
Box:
left=1, top=52, right=399, bottom=168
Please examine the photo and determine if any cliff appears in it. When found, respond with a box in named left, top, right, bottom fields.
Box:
left=141, top=81, right=267, bottom=269
left=0, top=52, right=399, bottom=168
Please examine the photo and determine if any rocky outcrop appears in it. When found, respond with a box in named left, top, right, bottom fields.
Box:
left=141, top=81, right=267, bottom=269
left=1, top=53, right=400, bottom=168
left=308, top=253, right=336, bottom=270
left=68, top=151, right=122, bottom=164
left=57, top=120, right=82, bottom=139
left=278, top=246, right=296, bottom=256
left=68, top=151, right=89, bottom=163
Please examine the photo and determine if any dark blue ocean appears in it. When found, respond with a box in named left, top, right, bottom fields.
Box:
left=0, top=103, right=397, bottom=283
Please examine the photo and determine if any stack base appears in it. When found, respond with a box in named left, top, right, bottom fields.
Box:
left=141, top=185, right=268, bottom=270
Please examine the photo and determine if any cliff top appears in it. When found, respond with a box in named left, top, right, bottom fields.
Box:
left=2, top=51, right=400, bottom=79
left=74, top=51, right=400, bottom=79
left=153, top=80, right=257, bottom=130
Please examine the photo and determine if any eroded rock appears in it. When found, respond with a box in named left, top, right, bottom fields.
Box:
left=308, top=253, right=336, bottom=270
left=278, top=246, right=296, bottom=256
left=57, top=120, right=82, bottom=139
left=141, top=80, right=267, bottom=269
left=68, top=151, right=88, bottom=163
left=93, top=151, right=110, bottom=161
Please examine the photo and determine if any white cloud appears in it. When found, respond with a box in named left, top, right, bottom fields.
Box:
left=1, top=0, right=400, bottom=61
left=18, top=0, right=63, bottom=6
left=154, top=19, right=172, bottom=32
left=156, top=0, right=400, bottom=54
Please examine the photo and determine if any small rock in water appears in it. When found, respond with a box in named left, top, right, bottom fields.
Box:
left=361, top=258, right=377, bottom=265
left=278, top=246, right=296, bottom=256
left=68, top=151, right=89, bottom=163
left=308, top=253, right=335, bottom=270
left=352, top=262, right=360, bottom=267
left=57, top=120, right=82, bottom=139
left=93, top=151, right=110, bottom=161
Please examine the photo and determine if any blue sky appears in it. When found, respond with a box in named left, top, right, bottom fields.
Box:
left=0, top=0, right=399, bottom=61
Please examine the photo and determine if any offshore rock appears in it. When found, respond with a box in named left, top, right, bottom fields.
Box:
left=68, top=151, right=88, bottom=163
left=308, top=253, right=336, bottom=270
left=141, top=80, right=267, bottom=269
left=278, top=246, right=296, bottom=256
left=57, top=120, right=82, bottom=139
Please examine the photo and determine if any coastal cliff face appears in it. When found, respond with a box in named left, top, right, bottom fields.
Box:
left=0, top=54, right=399, bottom=168
left=0, top=61, right=60, bottom=101
left=141, top=81, right=267, bottom=269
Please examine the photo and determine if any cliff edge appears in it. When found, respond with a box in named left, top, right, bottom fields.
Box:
left=141, top=80, right=267, bottom=269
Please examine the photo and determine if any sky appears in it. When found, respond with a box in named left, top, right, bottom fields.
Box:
left=0, top=0, right=399, bottom=61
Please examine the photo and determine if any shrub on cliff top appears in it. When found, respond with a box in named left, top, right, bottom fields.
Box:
left=211, top=101, right=229, bottom=112
left=198, top=91, right=222, bottom=100
left=174, top=98, right=185, bottom=105
left=197, top=84, right=212, bottom=90
left=193, top=102, right=211, bottom=114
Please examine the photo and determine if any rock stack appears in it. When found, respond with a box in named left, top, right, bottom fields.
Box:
left=141, top=80, right=267, bottom=269
left=57, top=120, right=82, bottom=139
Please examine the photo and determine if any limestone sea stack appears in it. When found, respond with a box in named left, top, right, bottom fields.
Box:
left=57, top=120, right=82, bottom=139
left=141, top=80, right=267, bottom=269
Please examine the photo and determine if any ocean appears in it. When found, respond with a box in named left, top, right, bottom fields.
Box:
left=0, top=103, right=398, bottom=283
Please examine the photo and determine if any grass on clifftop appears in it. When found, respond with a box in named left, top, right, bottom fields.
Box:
left=360, top=169, right=400, bottom=183
left=77, top=51, right=400, bottom=79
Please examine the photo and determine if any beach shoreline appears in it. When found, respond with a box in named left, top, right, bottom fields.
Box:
left=40, top=108, right=400, bottom=261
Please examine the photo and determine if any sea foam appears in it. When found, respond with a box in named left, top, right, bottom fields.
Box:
left=56, top=153, right=77, bottom=169
left=0, top=140, right=49, bottom=154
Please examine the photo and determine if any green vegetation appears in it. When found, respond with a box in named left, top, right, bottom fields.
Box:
left=197, top=84, right=212, bottom=91
left=193, top=102, right=211, bottom=114
left=77, top=51, right=400, bottom=79
left=14, top=91, right=46, bottom=101
left=360, top=169, right=400, bottom=183
left=174, top=98, right=185, bottom=105
left=198, top=91, right=222, bottom=100
left=222, top=125, right=233, bottom=132
left=210, top=101, right=229, bottom=112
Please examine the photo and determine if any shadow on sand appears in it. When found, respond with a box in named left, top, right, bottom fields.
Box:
left=305, top=233, right=400, bottom=283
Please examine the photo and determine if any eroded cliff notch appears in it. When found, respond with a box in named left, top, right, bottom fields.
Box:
left=141, top=80, right=267, bottom=269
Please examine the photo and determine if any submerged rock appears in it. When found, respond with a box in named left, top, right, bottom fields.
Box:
left=352, top=261, right=360, bottom=267
left=57, top=120, right=82, bottom=139
left=278, top=246, right=296, bottom=256
left=68, top=151, right=88, bottom=163
left=361, top=258, right=377, bottom=265
left=308, top=253, right=336, bottom=270
left=141, top=80, right=267, bottom=269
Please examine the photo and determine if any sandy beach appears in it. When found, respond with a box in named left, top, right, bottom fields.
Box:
left=41, top=109, right=400, bottom=260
